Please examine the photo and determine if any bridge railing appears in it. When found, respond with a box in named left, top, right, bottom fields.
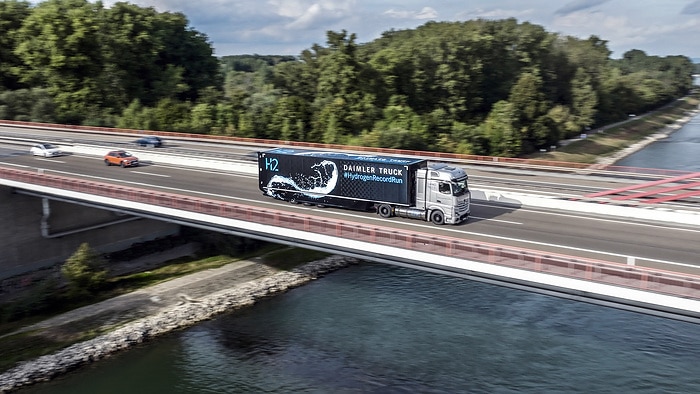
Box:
left=2, top=166, right=699, bottom=301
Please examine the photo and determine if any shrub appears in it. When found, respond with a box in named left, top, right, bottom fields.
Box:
left=61, top=243, right=108, bottom=297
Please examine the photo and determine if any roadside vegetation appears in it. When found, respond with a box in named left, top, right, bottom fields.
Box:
left=0, top=0, right=695, bottom=159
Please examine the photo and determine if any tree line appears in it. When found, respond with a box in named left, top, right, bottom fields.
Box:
left=0, top=1, right=695, bottom=157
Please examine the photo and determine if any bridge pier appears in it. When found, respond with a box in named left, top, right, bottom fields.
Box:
left=0, top=185, right=180, bottom=280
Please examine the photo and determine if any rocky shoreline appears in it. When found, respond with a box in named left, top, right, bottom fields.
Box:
left=0, top=256, right=357, bottom=393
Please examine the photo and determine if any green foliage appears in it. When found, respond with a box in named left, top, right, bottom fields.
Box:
left=14, top=0, right=104, bottom=123
left=2, top=0, right=220, bottom=125
left=221, top=54, right=297, bottom=73
left=0, top=88, right=54, bottom=122
left=268, top=95, right=310, bottom=141
left=0, top=277, right=59, bottom=323
left=190, top=102, right=216, bottom=133
left=153, top=98, right=192, bottom=132
left=0, top=7, right=694, bottom=157
left=482, top=100, right=519, bottom=156
left=61, top=243, right=107, bottom=297
left=0, top=0, right=31, bottom=90
left=190, top=230, right=269, bottom=257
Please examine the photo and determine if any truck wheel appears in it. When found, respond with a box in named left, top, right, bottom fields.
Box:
left=104, top=159, right=110, bottom=166
left=430, top=210, right=445, bottom=225
left=377, top=204, right=392, bottom=218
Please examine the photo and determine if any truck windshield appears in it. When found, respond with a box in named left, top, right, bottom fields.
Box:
left=452, top=178, right=469, bottom=196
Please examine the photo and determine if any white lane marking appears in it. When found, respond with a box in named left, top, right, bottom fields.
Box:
left=0, top=162, right=31, bottom=169
left=69, top=153, right=257, bottom=178
left=472, top=202, right=700, bottom=234
left=466, top=216, right=522, bottom=224
left=132, top=171, right=170, bottom=177
left=168, top=165, right=258, bottom=178
left=310, top=209, right=694, bottom=268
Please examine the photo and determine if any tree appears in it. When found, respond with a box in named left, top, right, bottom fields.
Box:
left=311, top=30, right=376, bottom=140
left=569, top=67, right=598, bottom=135
left=508, top=70, right=553, bottom=153
left=14, top=0, right=105, bottom=123
left=268, top=95, right=309, bottom=141
left=273, top=59, right=317, bottom=103
left=61, top=242, right=107, bottom=297
left=153, top=97, right=192, bottom=132
left=100, top=2, right=165, bottom=108
left=151, top=11, right=221, bottom=103
left=365, top=95, right=429, bottom=149
left=0, top=88, right=54, bottom=121
left=482, top=100, right=519, bottom=156
left=0, top=0, right=31, bottom=90
left=190, top=102, right=216, bottom=133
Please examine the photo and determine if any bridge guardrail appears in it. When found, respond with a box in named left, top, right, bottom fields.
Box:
left=2, top=165, right=699, bottom=302
left=4, top=119, right=695, bottom=177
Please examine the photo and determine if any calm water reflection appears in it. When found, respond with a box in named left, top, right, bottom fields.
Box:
left=24, top=263, right=700, bottom=394
left=616, top=116, right=700, bottom=171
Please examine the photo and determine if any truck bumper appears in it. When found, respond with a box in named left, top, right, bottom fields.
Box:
left=447, top=211, right=470, bottom=224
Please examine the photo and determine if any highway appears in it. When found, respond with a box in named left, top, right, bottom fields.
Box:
left=1, top=128, right=698, bottom=276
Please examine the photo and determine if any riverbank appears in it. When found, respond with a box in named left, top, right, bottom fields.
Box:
left=527, top=95, right=700, bottom=165
left=0, top=255, right=358, bottom=392
left=594, top=107, right=700, bottom=167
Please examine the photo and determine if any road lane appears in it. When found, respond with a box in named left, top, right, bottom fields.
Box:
left=1, top=151, right=698, bottom=274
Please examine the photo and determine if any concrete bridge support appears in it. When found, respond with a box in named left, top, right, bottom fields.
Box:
left=0, top=185, right=180, bottom=280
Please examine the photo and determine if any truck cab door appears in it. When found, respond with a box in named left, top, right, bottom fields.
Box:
left=428, top=181, right=452, bottom=205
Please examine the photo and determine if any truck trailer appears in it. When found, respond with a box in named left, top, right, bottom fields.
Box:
left=258, top=148, right=470, bottom=225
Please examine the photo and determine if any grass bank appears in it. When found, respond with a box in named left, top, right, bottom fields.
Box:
left=526, top=94, right=700, bottom=164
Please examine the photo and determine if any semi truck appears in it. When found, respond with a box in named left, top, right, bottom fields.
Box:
left=258, top=148, right=470, bottom=225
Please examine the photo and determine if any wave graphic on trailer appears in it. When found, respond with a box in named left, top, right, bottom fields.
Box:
left=265, top=159, right=339, bottom=199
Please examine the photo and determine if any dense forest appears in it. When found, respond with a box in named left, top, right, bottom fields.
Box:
left=0, top=0, right=695, bottom=157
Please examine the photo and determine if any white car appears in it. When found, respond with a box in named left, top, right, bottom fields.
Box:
left=30, top=143, right=63, bottom=157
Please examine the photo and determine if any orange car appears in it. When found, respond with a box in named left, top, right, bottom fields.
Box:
left=103, top=150, right=139, bottom=167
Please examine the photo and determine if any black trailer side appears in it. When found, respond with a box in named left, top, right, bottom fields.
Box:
left=259, top=148, right=425, bottom=210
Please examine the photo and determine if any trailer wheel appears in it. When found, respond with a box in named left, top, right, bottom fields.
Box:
left=430, top=210, right=445, bottom=225
left=377, top=204, right=393, bottom=218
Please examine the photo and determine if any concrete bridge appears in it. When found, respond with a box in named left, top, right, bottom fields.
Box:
left=2, top=163, right=700, bottom=324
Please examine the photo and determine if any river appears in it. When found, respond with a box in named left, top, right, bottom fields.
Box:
left=615, top=113, right=700, bottom=171
left=21, top=112, right=700, bottom=393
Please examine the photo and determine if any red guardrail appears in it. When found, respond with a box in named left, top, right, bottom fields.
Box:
left=5, top=119, right=698, bottom=178
left=0, top=120, right=619, bottom=171
left=2, top=165, right=699, bottom=301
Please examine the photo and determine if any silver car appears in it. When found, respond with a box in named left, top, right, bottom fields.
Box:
left=30, top=143, right=63, bottom=157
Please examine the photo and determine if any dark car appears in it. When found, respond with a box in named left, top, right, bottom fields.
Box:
left=104, top=150, right=139, bottom=167
left=133, top=136, right=163, bottom=148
